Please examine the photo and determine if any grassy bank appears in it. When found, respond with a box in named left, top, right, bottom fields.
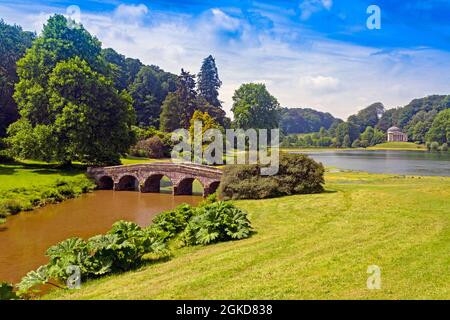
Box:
left=0, top=161, right=95, bottom=221
left=282, top=142, right=427, bottom=153
left=44, top=170, right=450, bottom=300
left=368, top=142, right=426, bottom=151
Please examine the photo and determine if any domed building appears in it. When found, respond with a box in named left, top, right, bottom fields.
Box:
left=387, top=126, right=408, bottom=142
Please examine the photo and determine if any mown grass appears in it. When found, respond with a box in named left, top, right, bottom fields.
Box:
left=368, top=142, right=426, bottom=151
left=44, top=171, right=450, bottom=300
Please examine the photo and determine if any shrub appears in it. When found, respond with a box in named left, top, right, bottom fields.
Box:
left=40, top=189, right=64, bottom=204
left=440, top=143, right=448, bottom=152
left=183, top=202, right=253, bottom=245
left=150, top=204, right=196, bottom=240
left=430, top=141, right=440, bottom=152
left=56, top=185, right=76, bottom=199
left=0, top=199, right=23, bottom=215
left=0, top=282, right=18, bottom=300
left=219, top=153, right=324, bottom=200
left=130, top=134, right=172, bottom=159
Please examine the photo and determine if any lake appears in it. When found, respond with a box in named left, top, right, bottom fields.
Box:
left=293, top=150, right=450, bottom=176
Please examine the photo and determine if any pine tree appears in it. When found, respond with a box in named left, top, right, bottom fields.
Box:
left=197, top=55, right=222, bottom=108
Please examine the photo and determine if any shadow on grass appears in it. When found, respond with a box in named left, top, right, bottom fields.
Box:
left=0, top=160, right=87, bottom=176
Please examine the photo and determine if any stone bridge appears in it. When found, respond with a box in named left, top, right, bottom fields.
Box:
left=87, top=163, right=223, bottom=197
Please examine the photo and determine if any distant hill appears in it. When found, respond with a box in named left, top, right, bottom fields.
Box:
left=280, top=107, right=342, bottom=134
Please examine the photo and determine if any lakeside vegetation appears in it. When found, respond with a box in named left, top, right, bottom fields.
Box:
left=43, top=170, right=450, bottom=300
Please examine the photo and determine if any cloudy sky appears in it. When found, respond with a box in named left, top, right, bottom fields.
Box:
left=2, top=0, right=450, bottom=119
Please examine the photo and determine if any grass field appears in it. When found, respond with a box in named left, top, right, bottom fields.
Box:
left=44, top=170, right=450, bottom=300
left=368, top=142, right=426, bottom=151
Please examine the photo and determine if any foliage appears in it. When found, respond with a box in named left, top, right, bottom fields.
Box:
left=9, top=55, right=136, bottom=165
left=197, top=55, right=222, bottom=108
left=219, top=153, right=324, bottom=200
left=18, top=220, right=168, bottom=294
left=183, top=202, right=253, bottom=245
left=129, top=65, right=176, bottom=127
left=188, top=110, right=223, bottom=143
left=0, top=20, right=35, bottom=137
left=426, top=109, right=450, bottom=144
left=280, top=107, right=341, bottom=135
left=232, top=83, right=281, bottom=130
left=150, top=204, right=197, bottom=240
left=347, top=102, right=385, bottom=132
left=160, top=69, right=198, bottom=131
left=129, top=127, right=173, bottom=158
left=7, top=15, right=135, bottom=166
left=0, top=282, right=18, bottom=300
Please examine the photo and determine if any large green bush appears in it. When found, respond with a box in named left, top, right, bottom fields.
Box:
left=183, top=202, right=253, bottom=245
left=219, top=153, right=324, bottom=200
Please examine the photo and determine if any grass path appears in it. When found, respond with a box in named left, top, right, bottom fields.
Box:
left=45, top=171, right=450, bottom=300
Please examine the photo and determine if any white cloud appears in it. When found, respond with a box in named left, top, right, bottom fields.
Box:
left=299, top=75, right=341, bottom=93
left=114, top=4, right=148, bottom=21
left=210, top=8, right=241, bottom=31
left=299, top=0, right=333, bottom=21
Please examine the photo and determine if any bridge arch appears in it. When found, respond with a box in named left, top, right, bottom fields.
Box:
left=97, top=176, right=114, bottom=190
left=204, top=180, right=221, bottom=197
left=174, top=177, right=204, bottom=196
left=116, top=174, right=139, bottom=191
left=142, top=174, right=173, bottom=193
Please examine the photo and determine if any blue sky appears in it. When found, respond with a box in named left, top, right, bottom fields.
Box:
left=2, top=0, right=450, bottom=118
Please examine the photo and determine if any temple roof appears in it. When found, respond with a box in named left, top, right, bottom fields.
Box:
left=387, top=126, right=401, bottom=132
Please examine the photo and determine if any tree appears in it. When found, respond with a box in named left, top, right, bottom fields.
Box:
left=342, top=135, right=351, bottom=148
left=334, top=122, right=359, bottom=147
left=160, top=69, right=200, bottom=132
left=8, top=57, right=135, bottom=165
left=426, top=109, right=450, bottom=144
left=197, top=55, right=222, bottom=108
left=0, top=20, right=35, bottom=137
left=347, top=102, right=385, bottom=132
left=231, top=83, right=281, bottom=130
left=280, top=107, right=340, bottom=135
left=129, top=66, right=176, bottom=127
left=8, top=15, right=135, bottom=165
left=189, top=110, right=222, bottom=139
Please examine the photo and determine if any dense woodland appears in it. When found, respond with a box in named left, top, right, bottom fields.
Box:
left=0, top=16, right=449, bottom=166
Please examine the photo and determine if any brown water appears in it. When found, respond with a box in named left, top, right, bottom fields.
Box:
left=0, top=191, right=200, bottom=284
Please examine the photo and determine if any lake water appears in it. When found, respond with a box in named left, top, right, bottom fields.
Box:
left=0, top=191, right=201, bottom=284
left=294, top=150, right=450, bottom=176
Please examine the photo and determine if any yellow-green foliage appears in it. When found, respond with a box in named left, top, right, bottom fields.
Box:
left=45, top=171, right=450, bottom=300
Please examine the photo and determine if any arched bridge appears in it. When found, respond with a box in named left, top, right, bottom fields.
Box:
left=87, top=163, right=222, bottom=197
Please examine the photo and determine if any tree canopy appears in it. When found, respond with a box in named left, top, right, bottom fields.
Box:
left=197, top=55, right=222, bottom=108
left=0, top=19, right=35, bottom=137
left=231, top=83, right=281, bottom=130
left=7, top=15, right=135, bottom=165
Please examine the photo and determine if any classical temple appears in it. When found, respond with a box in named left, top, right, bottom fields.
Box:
left=387, top=126, right=408, bottom=142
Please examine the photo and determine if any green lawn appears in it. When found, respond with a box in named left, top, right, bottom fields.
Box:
left=368, top=142, right=426, bottom=151
left=0, top=161, right=85, bottom=192
left=44, top=171, right=450, bottom=300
